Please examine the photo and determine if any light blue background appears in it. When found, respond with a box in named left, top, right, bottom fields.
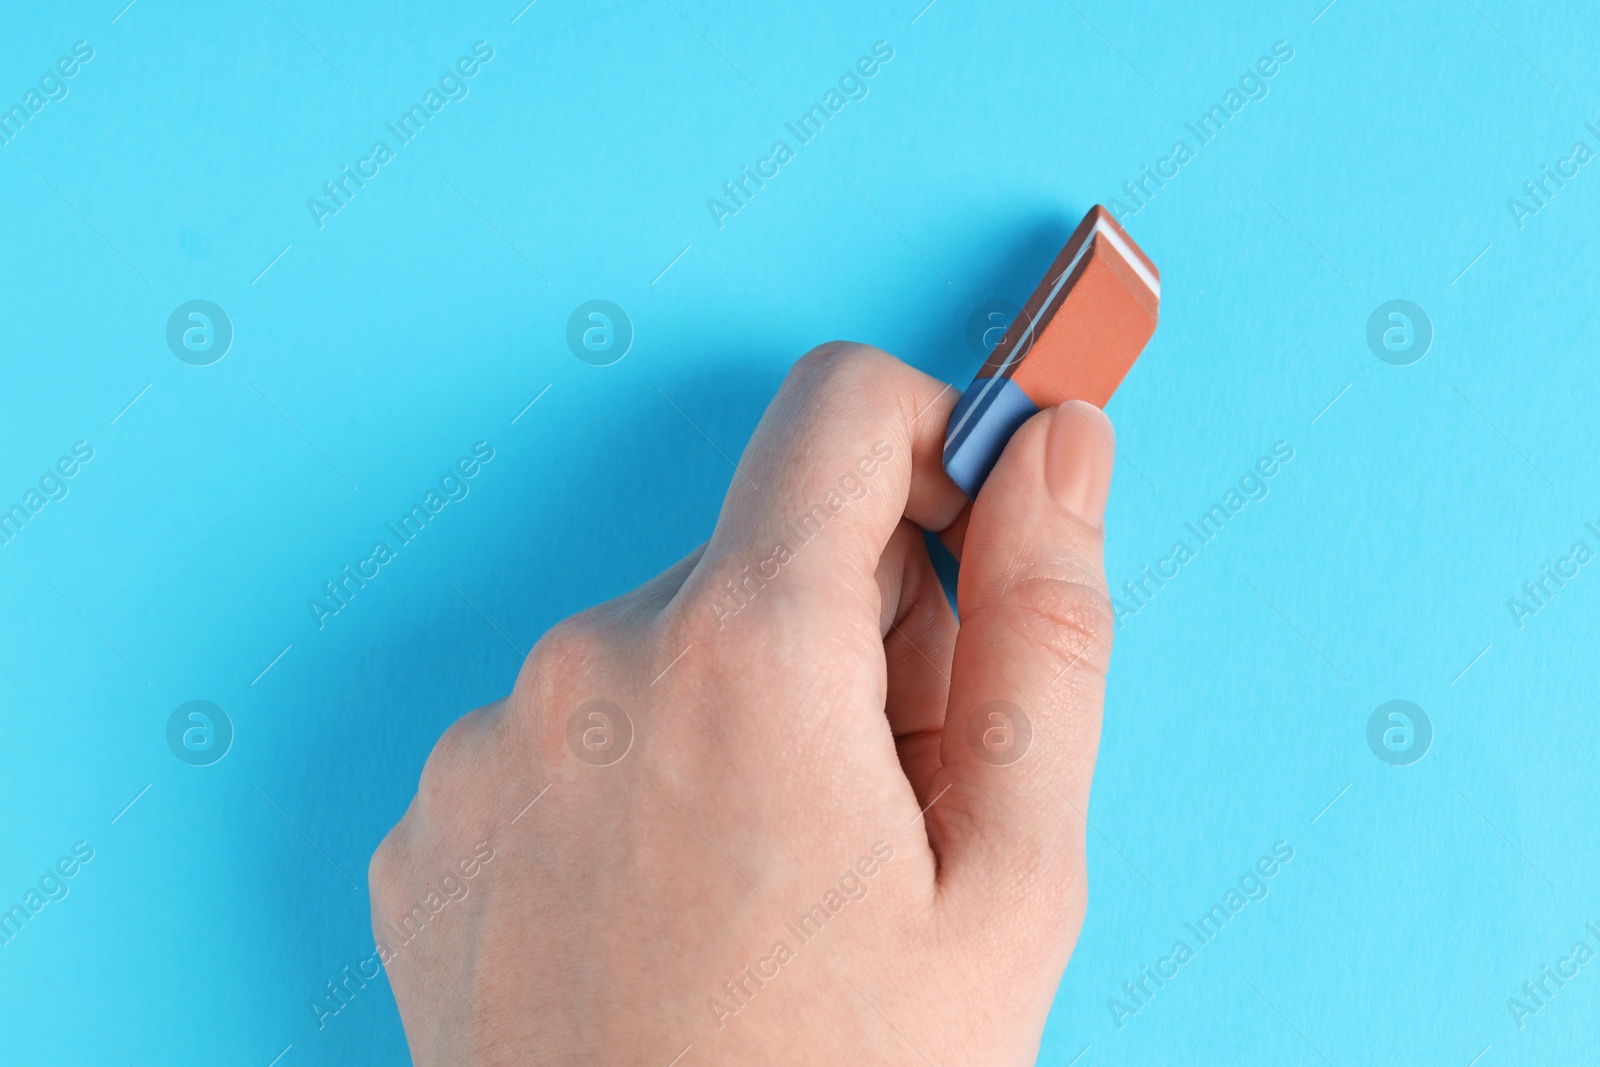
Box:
left=3, top=1, right=1597, bottom=1063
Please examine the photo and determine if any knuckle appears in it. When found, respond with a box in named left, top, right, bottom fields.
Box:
left=780, top=344, right=916, bottom=459
left=789, top=341, right=892, bottom=396
left=510, top=612, right=624, bottom=762
left=1007, top=574, right=1114, bottom=673
left=367, top=824, right=408, bottom=928
left=515, top=612, right=609, bottom=697
left=415, top=720, right=469, bottom=815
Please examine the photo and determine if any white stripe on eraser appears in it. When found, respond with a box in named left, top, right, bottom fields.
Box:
left=1097, top=217, right=1160, bottom=298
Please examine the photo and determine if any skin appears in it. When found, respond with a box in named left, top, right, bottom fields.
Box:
left=370, top=342, right=1117, bottom=1065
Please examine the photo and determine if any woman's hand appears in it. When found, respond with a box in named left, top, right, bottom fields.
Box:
left=369, top=342, right=1118, bottom=1065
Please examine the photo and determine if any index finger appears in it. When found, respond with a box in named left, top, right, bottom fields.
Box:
left=700, top=342, right=967, bottom=602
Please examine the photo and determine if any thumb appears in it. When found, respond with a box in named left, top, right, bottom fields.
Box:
left=926, top=401, right=1117, bottom=915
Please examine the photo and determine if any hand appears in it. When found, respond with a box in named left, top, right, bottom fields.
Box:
left=369, top=342, right=1119, bottom=1065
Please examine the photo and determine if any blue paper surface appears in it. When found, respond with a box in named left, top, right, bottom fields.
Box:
left=2, top=1, right=1597, bottom=1063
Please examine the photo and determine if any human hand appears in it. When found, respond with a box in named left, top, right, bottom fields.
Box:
left=369, top=342, right=1119, bottom=1065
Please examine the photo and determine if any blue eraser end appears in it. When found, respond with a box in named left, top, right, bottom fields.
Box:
left=941, top=376, right=1041, bottom=500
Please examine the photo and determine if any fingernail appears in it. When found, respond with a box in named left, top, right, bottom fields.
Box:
left=1044, top=401, right=1115, bottom=528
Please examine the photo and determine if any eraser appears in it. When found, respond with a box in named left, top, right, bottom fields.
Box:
left=943, top=206, right=1159, bottom=499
